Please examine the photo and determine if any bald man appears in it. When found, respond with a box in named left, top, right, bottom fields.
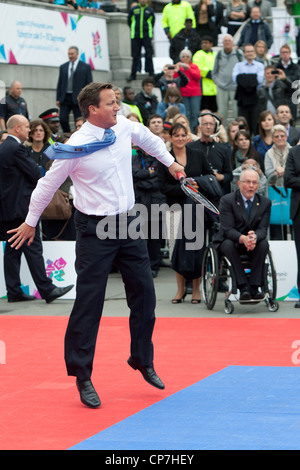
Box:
left=0, top=115, right=73, bottom=303
left=0, top=81, right=29, bottom=131
left=213, top=168, right=271, bottom=300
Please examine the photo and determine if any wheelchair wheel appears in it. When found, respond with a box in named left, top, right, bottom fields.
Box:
left=224, top=299, right=234, bottom=314
left=267, top=299, right=279, bottom=312
left=264, top=251, right=277, bottom=300
left=201, top=246, right=219, bottom=310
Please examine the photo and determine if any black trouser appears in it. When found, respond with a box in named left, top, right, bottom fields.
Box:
left=238, top=104, right=260, bottom=136
left=220, top=238, right=269, bottom=288
left=2, top=219, right=54, bottom=300
left=131, top=38, right=154, bottom=76
left=64, top=210, right=156, bottom=381
left=292, top=209, right=300, bottom=293
left=59, top=93, right=82, bottom=133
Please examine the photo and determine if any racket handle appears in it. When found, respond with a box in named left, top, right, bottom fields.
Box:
left=176, top=171, right=185, bottom=181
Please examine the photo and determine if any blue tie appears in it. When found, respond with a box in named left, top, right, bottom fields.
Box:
left=44, top=128, right=116, bottom=160
left=246, top=199, right=252, bottom=217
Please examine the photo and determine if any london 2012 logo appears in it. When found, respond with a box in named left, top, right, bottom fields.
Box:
left=92, top=31, right=101, bottom=59
left=46, top=257, right=67, bottom=282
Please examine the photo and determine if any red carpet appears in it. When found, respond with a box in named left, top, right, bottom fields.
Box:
left=0, top=316, right=298, bottom=450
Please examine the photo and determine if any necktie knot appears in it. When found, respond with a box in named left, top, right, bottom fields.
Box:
left=246, top=199, right=252, bottom=217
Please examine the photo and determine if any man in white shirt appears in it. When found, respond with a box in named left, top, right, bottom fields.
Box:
left=8, top=82, right=184, bottom=409
left=232, top=44, right=264, bottom=135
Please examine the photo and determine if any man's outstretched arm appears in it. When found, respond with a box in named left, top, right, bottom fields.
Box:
left=7, top=222, right=36, bottom=250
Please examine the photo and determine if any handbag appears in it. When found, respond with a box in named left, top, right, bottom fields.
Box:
left=269, top=185, right=293, bottom=226
left=194, top=174, right=223, bottom=199
left=42, top=189, right=72, bottom=221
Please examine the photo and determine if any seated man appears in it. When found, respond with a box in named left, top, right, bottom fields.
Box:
left=213, top=168, right=271, bottom=300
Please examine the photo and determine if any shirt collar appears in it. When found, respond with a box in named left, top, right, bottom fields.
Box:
left=240, top=191, right=255, bottom=204
left=69, top=58, right=79, bottom=69
left=85, top=120, right=106, bottom=140
left=8, top=134, right=21, bottom=144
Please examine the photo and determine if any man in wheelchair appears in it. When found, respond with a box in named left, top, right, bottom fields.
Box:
left=212, top=168, right=271, bottom=301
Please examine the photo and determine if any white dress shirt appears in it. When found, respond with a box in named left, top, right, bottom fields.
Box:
left=68, top=58, right=79, bottom=76
left=25, top=115, right=174, bottom=227
left=232, top=60, right=264, bottom=87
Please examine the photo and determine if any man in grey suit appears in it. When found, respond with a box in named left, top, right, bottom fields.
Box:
left=56, top=46, right=93, bottom=132
left=213, top=168, right=271, bottom=300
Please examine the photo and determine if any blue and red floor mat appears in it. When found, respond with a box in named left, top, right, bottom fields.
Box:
left=0, top=316, right=300, bottom=450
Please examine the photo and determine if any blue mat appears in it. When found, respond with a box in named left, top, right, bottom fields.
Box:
left=69, top=366, right=300, bottom=450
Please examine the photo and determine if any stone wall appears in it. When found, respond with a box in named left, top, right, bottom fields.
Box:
left=0, top=0, right=132, bottom=120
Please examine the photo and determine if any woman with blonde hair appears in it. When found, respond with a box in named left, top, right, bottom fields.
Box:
left=172, top=113, right=199, bottom=142
left=254, top=40, right=270, bottom=66
left=265, top=124, right=290, bottom=187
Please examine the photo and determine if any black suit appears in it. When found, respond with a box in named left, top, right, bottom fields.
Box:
left=56, top=60, right=92, bottom=132
left=284, top=146, right=300, bottom=292
left=275, top=60, right=300, bottom=121
left=288, top=126, right=300, bottom=147
left=0, top=136, right=55, bottom=300
left=213, top=190, right=271, bottom=289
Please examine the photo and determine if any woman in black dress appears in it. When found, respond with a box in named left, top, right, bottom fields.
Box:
left=158, top=122, right=213, bottom=304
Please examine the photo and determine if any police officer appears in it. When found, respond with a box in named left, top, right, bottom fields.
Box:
left=39, top=108, right=61, bottom=144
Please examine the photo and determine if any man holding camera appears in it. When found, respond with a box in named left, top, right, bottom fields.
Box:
left=274, top=43, right=300, bottom=121
left=154, top=63, right=188, bottom=100
left=257, top=65, right=293, bottom=116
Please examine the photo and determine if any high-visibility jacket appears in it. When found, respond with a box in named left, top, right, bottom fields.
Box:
left=128, top=3, right=155, bottom=39
left=161, top=1, right=196, bottom=38
left=192, top=50, right=217, bottom=96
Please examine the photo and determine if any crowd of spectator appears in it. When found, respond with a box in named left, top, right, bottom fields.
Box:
left=1, top=0, right=300, bottom=297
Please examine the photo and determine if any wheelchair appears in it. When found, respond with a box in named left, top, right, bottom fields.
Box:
left=201, top=244, right=279, bottom=314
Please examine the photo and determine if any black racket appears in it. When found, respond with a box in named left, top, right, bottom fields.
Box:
left=177, top=172, right=220, bottom=215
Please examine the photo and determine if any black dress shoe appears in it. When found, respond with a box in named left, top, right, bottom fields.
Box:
left=7, top=293, right=36, bottom=302
left=45, top=285, right=74, bottom=304
left=76, top=379, right=101, bottom=408
left=127, top=356, right=165, bottom=390
left=252, top=291, right=265, bottom=300
left=239, top=288, right=251, bottom=301
left=126, top=75, right=136, bottom=82
left=250, top=287, right=264, bottom=300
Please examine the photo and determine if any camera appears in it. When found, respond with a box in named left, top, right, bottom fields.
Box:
left=167, top=66, right=175, bottom=70
left=271, top=69, right=279, bottom=75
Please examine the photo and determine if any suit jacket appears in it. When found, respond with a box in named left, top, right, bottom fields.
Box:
left=187, top=140, right=233, bottom=194
left=56, top=60, right=93, bottom=105
left=235, top=73, right=258, bottom=107
left=0, top=136, right=41, bottom=221
left=212, top=189, right=271, bottom=249
left=284, top=145, right=300, bottom=220
left=158, top=146, right=213, bottom=207
left=288, top=126, right=300, bottom=147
